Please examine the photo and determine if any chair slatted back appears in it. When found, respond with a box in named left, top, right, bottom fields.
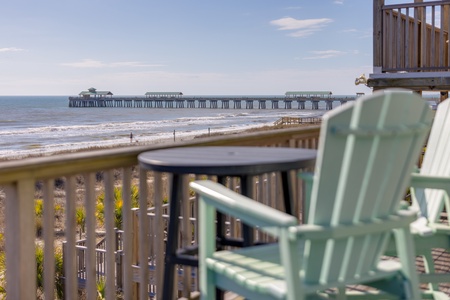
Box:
left=413, top=99, right=450, bottom=223
left=305, top=91, right=431, bottom=284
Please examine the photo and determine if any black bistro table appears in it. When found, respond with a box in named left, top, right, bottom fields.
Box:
left=138, top=146, right=316, bottom=299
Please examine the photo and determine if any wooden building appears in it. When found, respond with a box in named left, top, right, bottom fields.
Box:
left=285, top=91, right=332, bottom=99
left=79, top=87, right=113, bottom=99
left=368, top=0, right=450, bottom=101
left=145, top=92, right=183, bottom=98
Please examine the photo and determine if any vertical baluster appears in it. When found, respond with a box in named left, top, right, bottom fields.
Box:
left=405, top=7, right=410, bottom=69
left=387, top=8, right=394, bottom=69
left=121, top=167, right=134, bottom=298
left=5, top=180, right=36, bottom=299
left=138, top=168, right=149, bottom=299
left=396, top=8, right=402, bottom=69
left=84, top=172, right=97, bottom=299
left=446, top=4, right=450, bottom=70
left=153, top=172, right=164, bottom=299
left=104, top=170, right=116, bottom=300
left=431, top=5, right=436, bottom=68
left=65, top=176, right=78, bottom=299
left=439, top=5, right=444, bottom=68
left=420, top=5, right=427, bottom=69
left=43, top=179, right=55, bottom=300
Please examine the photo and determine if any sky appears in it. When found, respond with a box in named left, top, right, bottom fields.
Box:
left=0, top=0, right=405, bottom=96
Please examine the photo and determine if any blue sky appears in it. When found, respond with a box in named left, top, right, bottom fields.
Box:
left=0, top=1, right=400, bottom=96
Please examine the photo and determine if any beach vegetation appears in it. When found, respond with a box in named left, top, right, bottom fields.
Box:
left=35, top=199, right=45, bottom=237
left=54, top=203, right=64, bottom=220
left=96, top=279, right=106, bottom=299
left=96, top=185, right=139, bottom=229
left=35, top=245, right=64, bottom=299
left=76, top=206, right=86, bottom=239
left=36, top=217, right=43, bottom=237
left=35, top=199, right=44, bottom=217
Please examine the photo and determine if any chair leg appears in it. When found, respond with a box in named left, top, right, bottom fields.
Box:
left=216, top=288, right=223, bottom=300
left=337, top=287, right=346, bottom=300
left=421, top=252, right=440, bottom=293
left=393, top=228, right=422, bottom=300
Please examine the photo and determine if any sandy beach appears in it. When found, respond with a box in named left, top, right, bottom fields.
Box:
left=0, top=122, right=317, bottom=162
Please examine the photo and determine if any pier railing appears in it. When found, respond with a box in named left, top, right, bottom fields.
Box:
left=374, top=0, right=450, bottom=73
left=0, top=125, right=320, bottom=299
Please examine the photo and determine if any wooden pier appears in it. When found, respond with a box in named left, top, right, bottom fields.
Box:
left=274, top=116, right=322, bottom=126
left=68, top=95, right=356, bottom=110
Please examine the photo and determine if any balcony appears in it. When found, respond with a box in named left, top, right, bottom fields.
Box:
left=0, top=126, right=320, bottom=299
left=369, top=0, right=450, bottom=97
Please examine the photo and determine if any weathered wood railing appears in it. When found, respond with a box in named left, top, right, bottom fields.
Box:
left=374, top=0, right=450, bottom=73
left=0, top=126, right=320, bottom=299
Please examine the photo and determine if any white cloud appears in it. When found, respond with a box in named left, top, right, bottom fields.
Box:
left=303, top=50, right=346, bottom=59
left=61, top=59, right=104, bottom=68
left=109, top=61, right=165, bottom=68
left=0, top=47, right=24, bottom=52
left=61, top=59, right=165, bottom=68
left=334, top=0, right=344, bottom=4
left=270, top=17, right=333, bottom=38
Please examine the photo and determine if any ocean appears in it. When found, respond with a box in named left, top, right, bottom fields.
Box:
left=0, top=95, right=339, bottom=160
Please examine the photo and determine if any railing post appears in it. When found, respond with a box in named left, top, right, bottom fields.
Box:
left=84, top=172, right=97, bottom=299
left=116, top=250, right=123, bottom=291
left=5, top=180, right=37, bottom=299
left=373, top=0, right=385, bottom=73
left=43, top=179, right=56, bottom=300
left=131, top=208, right=139, bottom=298
left=445, top=3, right=450, bottom=70
left=138, top=168, right=150, bottom=299
left=122, top=167, right=136, bottom=299
left=65, top=176, right=78, bottom=299
left=104, top=170, right=117, bottom=300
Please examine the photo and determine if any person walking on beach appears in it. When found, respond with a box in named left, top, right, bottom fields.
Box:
left=130, top=132, right=133, bottom=143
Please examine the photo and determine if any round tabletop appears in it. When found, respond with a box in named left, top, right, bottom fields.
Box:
left=138, top=146, right=317, bottom=176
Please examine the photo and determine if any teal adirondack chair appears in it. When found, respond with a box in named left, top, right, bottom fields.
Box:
left=190, top=90, right=432, bottom=300
left=401, top=98, right=450, bottom=296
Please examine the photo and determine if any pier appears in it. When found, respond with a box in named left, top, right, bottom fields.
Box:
left=68, top=93, right=358, bottom=110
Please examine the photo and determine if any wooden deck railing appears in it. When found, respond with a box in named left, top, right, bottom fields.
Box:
left=0, top=126, right=320, bottom=299
left=374, top=0, right=450, bottom=73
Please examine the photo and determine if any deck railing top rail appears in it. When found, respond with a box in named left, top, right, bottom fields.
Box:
left=0, top=126, right=320, bottom=184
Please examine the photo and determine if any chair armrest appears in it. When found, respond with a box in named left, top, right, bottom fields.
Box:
left=290, top=211, right=417, bottom=240
left=399, top=200, right=410, bottom=210
left=410, top=217, right=435, bottom=237
left=410, top=173, right=450, bottom=194
left=190, top=180, right=298, bottom=231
